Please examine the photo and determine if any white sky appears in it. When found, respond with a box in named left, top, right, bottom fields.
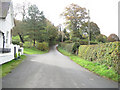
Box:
left=13, top=0, right=119, bottom=37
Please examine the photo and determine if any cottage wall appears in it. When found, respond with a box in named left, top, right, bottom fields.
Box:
left=0, top=33, right=3, bottom=48
left=0, top=2, right=14, bottom=48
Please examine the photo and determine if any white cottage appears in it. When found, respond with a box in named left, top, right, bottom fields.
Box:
left=0, top=0, right=14, bottom=50
left=0, top=0, right=23, bottom=64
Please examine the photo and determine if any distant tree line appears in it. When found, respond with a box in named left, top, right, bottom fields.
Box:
left=60, top=3, right=119, bottom=44
left=13, top=4, right=58, bottom=47
left=13, top=3, right=119, bottom=47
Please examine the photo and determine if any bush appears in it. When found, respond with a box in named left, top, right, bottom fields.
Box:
left=59, top=42, right=74, bottom=53
left=79, top=40, right=98, bottom=45
left=12, top=40, right=20, bottom=45
left=72, top=42, right=80, bottom=54
left=12, top=36, right=20, bottom=45
left=36, top=42, right=49, bottom=51
left=59, top=42, right=80, bottom=54
left=64, top=40, right=73, bottom=43
left=79, top=40, right=88, bottom=45
left=78, top=41, right=120, bottom=73
left=71, top=37, right=81, bottom=42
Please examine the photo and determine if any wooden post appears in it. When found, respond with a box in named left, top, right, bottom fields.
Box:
left=88, top=10, right=90, bottom=45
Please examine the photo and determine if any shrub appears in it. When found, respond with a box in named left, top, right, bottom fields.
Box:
left=78, top=41, right=120, bottom=73
left=107, top=34, right=119, bottom=42
left=12, top=40, right=20, bottom=45
left=59, top=42, right=74, bottom=53
left=79, top=40, right=88, bottom=45
left=96, top=34, right=107, bottom=43
left=79, top=40, right=97, bottom=45
left=64, top=40, right=73, bottom=43
left=72, top=42, right=80, bottom=54
left=36, top=42, right=49, bottom=51
left=71, top=37, right=81, bottom=42
left=18, top=53, right=21, bottom=59
left=59, top=42, right=80, bottom=54
left=14, top=53, right=18, bottom=60
left=90, top=41, right=98, bottom=45
left=12, top=36, right=20, bottom=45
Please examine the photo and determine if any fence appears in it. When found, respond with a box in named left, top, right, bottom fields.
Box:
left=0, top=44, right=24, bottom=65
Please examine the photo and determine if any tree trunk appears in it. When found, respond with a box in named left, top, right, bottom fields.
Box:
left=33, top=39, right=35, bottom=47
left=18, top=33, right=24, bottom=43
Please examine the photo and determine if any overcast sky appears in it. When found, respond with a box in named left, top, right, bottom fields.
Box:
left=13, top=0, right=119, bottom=37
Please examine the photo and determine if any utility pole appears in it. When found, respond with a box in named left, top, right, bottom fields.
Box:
left=61, top=25, right=64, bottom=42
left=88, top=10, right=90, bottom=45
left=59, top=24, right=63, bottom=42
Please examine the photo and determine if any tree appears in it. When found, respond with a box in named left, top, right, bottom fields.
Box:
left=26, top=4, right=46, bottom=46
left=107, top=34, right=119, bottom=42
left=46, top=20, right=58, bottom=45
left=81, top=22, right=100, bottom=40
left=96, top=34, right=107, bottom=43
left=61, top=3, right=88, bottom=39
left=14, top=1, right=30, bottom=20
left=63, top=29, right=70, bottom=41
left=12, top=20, right=28, bottom=43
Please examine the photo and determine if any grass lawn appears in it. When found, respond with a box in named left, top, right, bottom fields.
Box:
left=57, top=46, right=119, bottom=82
left=24, top=47, right=48, bottom=54
left=0, top=55, right=26, bottom=78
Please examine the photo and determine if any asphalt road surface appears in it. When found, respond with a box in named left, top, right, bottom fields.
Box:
left=2, top=45, right=118, bottom=88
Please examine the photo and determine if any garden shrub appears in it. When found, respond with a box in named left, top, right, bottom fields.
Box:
left=36, top=42, right=49, bottom=51
left=78, top=41, right=120, bottom=73
left=12, top=36, right=20, bottom=45
left=12, top=40, right=20, bottom=45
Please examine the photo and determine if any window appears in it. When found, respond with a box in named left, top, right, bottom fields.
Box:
left=6, top=31, right=9, bottom=44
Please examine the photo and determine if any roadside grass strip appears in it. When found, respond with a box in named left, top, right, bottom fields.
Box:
left=24, top=47, right=48, bottom=54
left=0, top=55, right=26, bottom=78
left=57, top=46, right=119, bottom=82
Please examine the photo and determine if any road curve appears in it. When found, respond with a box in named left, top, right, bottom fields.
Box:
left=2, top=45, right=118, bottom=88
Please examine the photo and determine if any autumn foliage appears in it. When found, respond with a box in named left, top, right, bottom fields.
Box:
left=107, top=34, right=119, bottom=42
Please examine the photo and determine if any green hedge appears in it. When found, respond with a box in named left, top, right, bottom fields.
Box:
left=12, top=36, right=20, bottom=45
left=79, top=40, right=98, bottom=45
left=36, top=42, right=49, bottom=51
left=64, top=40, right=97, bottom=45
left=59, top=42, right=80, bottom=54
left=78, top=41, right=120, bottom=73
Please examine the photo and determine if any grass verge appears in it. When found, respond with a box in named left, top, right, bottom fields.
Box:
left=0, top=55, right=26, bottom=78
left=24, top=47, right=48, bottom=54
left=57, top=46, right=119, bottom=82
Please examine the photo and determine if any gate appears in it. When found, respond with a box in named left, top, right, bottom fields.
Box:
left=14, top=47, right=16, bottom=58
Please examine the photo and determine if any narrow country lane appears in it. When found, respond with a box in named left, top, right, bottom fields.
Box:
left=2, top=45, right=118, bottom=88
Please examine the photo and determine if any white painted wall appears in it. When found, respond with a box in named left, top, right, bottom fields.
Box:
left=0, top=2, right=25, bottom=65
left=0, top=44, right=14, bottom=64
left=0, top=33, right=3, bottom=48
left=0, top=44, right=24, bottom=65
left=0, top=2, right=14, bottom=48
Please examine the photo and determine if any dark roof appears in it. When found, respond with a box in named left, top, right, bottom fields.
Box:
left=0, top=0, right=11, bottom=19
left=0, top=30, right=3, bottom=33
